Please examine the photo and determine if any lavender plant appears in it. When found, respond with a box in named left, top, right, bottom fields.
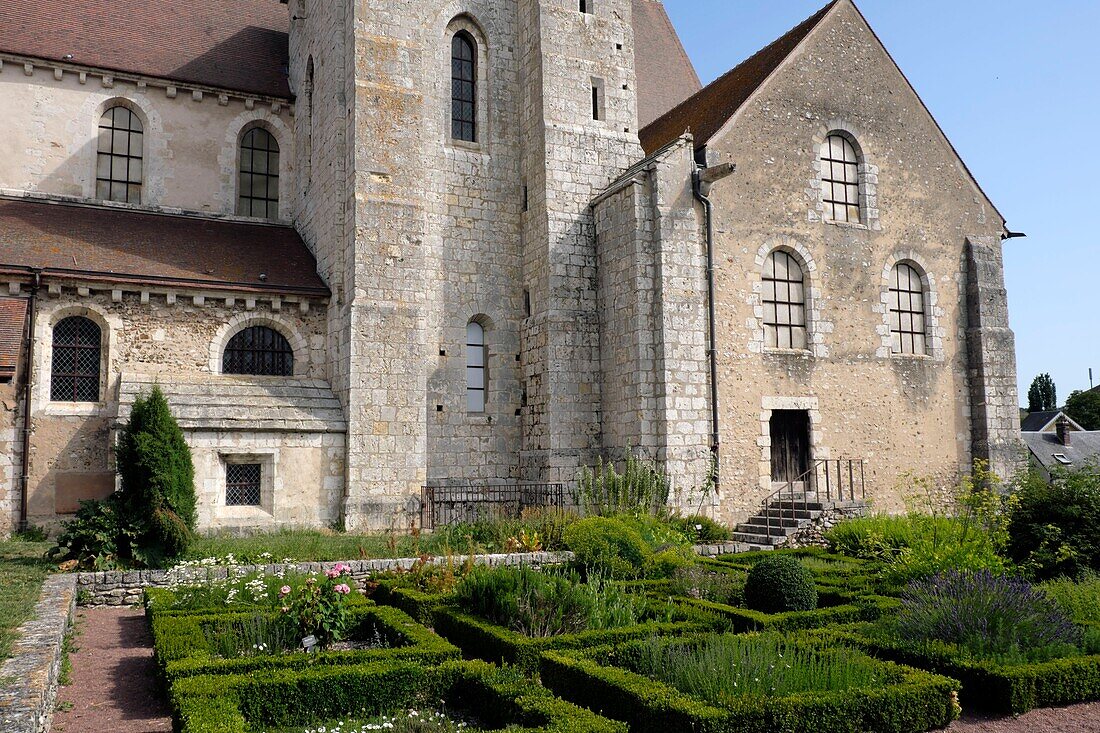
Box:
left=898, top=570, right=1082, bottom=662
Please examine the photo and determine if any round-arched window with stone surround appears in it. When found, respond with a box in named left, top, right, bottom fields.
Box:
left=762, top=249, right=808, bottom=351
left=51, top=316, right=103, bottom=402
left=889, top=262, right=929, bottom=356
left=222, top=325, right=294, bottom=376
left=821, top=133, right=862, bottom=224
left=451, top=31, right=477, bottom=143
left=96, top=105, right=144, bottom=204
left=237, top=126, right=281, bottom=219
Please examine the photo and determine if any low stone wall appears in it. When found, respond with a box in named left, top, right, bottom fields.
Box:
left=0, top=575, right=76, bottom=733
left=75, top=551, right=575, bottom=606
left=692, top=542, right=754, bottom=557
left=783, top=502, right=868, bottom=549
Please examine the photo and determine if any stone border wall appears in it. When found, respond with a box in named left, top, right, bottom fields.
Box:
left=76, top=551, right=575, bottom=606
left=0, top=575, right=76, bottom=733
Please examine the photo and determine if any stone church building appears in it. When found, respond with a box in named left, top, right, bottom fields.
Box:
left=0, top=0, right=1022, bottom=535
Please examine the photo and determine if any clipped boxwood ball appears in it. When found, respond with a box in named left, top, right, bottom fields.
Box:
left=743, top=554, right=818, bottom=613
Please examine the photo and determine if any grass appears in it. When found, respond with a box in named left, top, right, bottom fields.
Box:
left=0, top=540, right=54, bottom=663
left=626, top=633, right=892, bottom=703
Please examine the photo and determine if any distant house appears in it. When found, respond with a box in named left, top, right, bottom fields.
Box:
left=1021, top=410, right=1085, bottom=434
left=1022, top=415, right=1100, bottom=481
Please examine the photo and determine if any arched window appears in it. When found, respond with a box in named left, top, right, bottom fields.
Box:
left=305, top=55, right=315, bottom=186
left=238, top=127, right=280, bottom=219
left=96, top=106, right=143, bottom=203
left=451, top=32, right=477, bottom=143
left=889, top=263, right=928, bottom=355
left=762, top=250, right=807, bottom=350
left=222, top=326, right=294, bottom=376
left=821, top=134, right=860, bottom=224
left=466, top=321, right=486, bottom=412
left=51, top=316, right=102, bottom=402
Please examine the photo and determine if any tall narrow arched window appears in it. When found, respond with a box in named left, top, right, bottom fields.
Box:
left=51, top=316, right=102, bottom=402
left=889, top=263, right=928, bottom=355
left=238, top=127, right=280, bottom=219
left=96, top=106, right=143, bottom=203
left=821, top=134, right=860, bottom=224
left=762, top=250, right=807, bottom=351
left=305, top=55, right=315, bottom=186
left=222, top=325, right=294, bottom=376
left=451, top=32, right=477, bottom=143
left=466, top=321, right=486, bottom=412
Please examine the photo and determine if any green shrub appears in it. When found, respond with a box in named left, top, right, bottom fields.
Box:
left=573, top=455, right=670, bottom=516
left=669, top=565, right=744, bottom=606
left=564, top=517, right=650, bottom=579
left=453, top=566, right=641, bottom=636
left=1041, top=574, right=1100, bottom=623
left=668, top=514, right=731, bottom=543
left=1006, top=467, right=1100, bottom=580
left=48, top=496, right=131, bottom=570
left=743, top=555, right=817, bottom=613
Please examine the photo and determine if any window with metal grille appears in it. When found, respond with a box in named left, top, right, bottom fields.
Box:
left=222, top=326, right=294, bottom=376
left=226, top=463, right=262, bottom=506
left=889, top=262, right=928, bottom=355
left=821, top=134, right=860, bottom=224
left=762, top=250, right=807, bottom=350
left=238, top=127, right=280, bottom=219
left=51, top=316, right=102, bottom=402
left=96, top=106, right=143, bottom=204
left=467, top=321, right=486, bottom=413
left=451, top=32, right=476, bottom=143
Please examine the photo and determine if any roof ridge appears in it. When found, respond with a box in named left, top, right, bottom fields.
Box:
left=639, top=0, right=840, bottom=153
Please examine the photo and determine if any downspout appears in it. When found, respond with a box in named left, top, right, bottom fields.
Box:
left=18, top=270, right=41, bottom=531
left=692, top=159, right=736, bottom=490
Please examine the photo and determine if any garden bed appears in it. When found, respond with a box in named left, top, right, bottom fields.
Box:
left=539, top=632, right=960, bottom=733
left=170, top=659, right=626, bottom=733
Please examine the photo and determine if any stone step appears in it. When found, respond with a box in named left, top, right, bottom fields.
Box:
left=732, top=532, right=787, bottom=547
left=742, top=515, right=807, bottom=529
left=768, top=500, right=828, bottom=512
left=735, top=522, right=802, bottom=539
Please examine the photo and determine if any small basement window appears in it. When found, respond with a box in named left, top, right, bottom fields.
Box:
left=226, top=463, right=262, bottom=506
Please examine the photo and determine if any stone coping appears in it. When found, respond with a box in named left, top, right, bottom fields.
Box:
left=0, top=574, right=76, bottom=733
left=75, top=551, right=575, bottom=606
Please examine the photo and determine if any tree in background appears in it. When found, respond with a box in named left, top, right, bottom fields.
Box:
left=1066, top=389, right=1100, bottom=431
left=1027, top=373, right=1058, bottom=413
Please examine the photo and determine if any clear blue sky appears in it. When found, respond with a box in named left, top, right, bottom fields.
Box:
left=663, top=0, right=1100, bottom=407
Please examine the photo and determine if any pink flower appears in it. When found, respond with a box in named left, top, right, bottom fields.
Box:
left=326, top=568, right=340, bottom=579
left=333, top=583, right=351, bottom=595
left=279, top=585, right=292, bottom=597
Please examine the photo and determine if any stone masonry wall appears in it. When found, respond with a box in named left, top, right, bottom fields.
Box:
left=700, top=1, right=1019, bottom=525
left=0, top=379, right=21, bottom=536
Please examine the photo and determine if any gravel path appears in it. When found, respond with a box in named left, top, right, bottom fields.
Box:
left=948, top=703, right=1100, bottom=732
left=53, top=607, right=172, bottom=733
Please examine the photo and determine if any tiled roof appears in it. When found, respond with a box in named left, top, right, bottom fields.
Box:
left=0, top=198, right=329, bottom=296
left=0, top=0, right=291, bottom=98
left=0, top=298, right=27, bottom=378
left=639, top=1, right=838, bottom=154
left=1020, top=410, right=1083, bottom=433
left=633, top=0, right=701, bottom=129
left=1022, top=431, right=1100, bottom=473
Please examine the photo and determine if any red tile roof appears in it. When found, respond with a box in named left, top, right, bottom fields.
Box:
left=633, top=0, right=701, bottom=129
left=0, top=198, right=329, bottom=296
left=0, top=298, right=27, bottom=378
left=0, top=0, right=291, bottom=98
left=639, top=1, right=838, bottom=154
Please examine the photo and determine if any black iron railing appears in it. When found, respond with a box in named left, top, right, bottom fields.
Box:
left=764, top=459, right=866, bottom=540
left=420, top=482, right=566, bottom=530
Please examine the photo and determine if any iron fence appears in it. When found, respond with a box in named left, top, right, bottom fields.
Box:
left=420, top=482, right=566, bottom=530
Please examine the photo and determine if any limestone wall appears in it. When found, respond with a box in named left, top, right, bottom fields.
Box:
left=0, top=379, right=22, bottom=536
left=700, top=1, right=1020, bottom=522
left=0, top=59, right=294, bottom=220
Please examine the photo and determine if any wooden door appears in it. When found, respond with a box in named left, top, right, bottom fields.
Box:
left=770, top=410, right=810, bottom=484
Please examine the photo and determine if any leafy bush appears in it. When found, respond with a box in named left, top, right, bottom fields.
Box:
left=626, top=633, right=890, bottom=703
left=454, top=566, right=640, bottom=637
left=564, top=517, right=650, bottom=579
left=668, top=514, right=731, bottom=543
left=278, top=563, right=357, bottom=648
left=669, top=565, right=744, bottom=606
left=1040, top=574, right=1100, bottom=623
left=898, top=570, right=1081, bottom=663
left=1006, top=467, right=1100, bottom=580
left=573, top=455, right=670, bottom=516
left=49, top=496, right=132, bottom=570
left=743, top=555, right=817, bottom=613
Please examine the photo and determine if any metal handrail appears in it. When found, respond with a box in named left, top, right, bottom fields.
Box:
left=420, top=482, right=566, bottom=530
left=763, top=459, right=866, bottom=543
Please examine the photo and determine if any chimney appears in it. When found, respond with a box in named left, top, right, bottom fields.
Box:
left=1056, top=416, right=1071, bottom=446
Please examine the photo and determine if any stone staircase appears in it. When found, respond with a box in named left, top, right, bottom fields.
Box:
left=732, top=497, right=869, bottom=550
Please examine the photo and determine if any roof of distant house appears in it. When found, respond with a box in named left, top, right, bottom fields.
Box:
left=1022, top=431, right=1100, bottom=473
left=0, top=298, right=27, bottom=377
left=0, top=197, right=329, bottom=296
left=1021, top=410, right=1084, bottom=433
left=0, top=0, right=292, bottom=98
